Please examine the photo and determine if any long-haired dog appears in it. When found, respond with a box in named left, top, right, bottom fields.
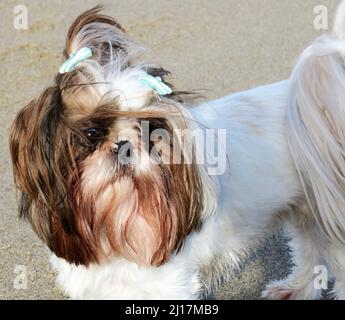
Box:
left=9, top=2, right=345, bottom=299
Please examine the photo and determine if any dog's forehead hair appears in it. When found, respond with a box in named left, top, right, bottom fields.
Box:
left=59, top=78, right=112, bottom=118
left=59, top=74, right=156, bottom=125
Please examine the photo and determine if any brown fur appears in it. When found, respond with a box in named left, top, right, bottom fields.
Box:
left=65, top=5, right=125, bottom=58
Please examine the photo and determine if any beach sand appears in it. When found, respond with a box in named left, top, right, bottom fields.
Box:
left=0, top=0, right=338, bottom=299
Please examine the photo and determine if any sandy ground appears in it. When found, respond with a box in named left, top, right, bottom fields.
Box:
left=0, top=0, right=339, bottom=300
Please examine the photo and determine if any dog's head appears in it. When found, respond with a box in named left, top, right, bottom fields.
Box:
left=9, top=7, right=216, bottom=267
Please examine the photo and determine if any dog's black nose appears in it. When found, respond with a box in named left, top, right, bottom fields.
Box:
left=116, top=140, right=130, bottom=150
left=115, top=140, right=132, bottom=163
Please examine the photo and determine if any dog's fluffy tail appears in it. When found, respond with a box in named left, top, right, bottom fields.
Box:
left=288, top=1, right=345, bottom=244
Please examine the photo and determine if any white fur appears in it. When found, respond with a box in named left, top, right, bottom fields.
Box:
left=51, top=2, right=345, bottom=300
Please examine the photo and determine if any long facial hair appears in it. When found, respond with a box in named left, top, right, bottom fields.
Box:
left=9, top=6, right=215, bottom=267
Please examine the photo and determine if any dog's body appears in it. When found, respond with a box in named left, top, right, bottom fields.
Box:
left=50, top=80, right=299, bottom=299
left=50, top=76, right=344, bottom=299
left=9, top=3, right=345, bottom=299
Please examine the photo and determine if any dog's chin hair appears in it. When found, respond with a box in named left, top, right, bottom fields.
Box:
left=79, top=147, right=184, bottom=266
left=9, top=6, right=217, bottom=267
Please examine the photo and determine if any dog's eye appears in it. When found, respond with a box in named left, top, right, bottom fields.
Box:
left=84, top=128, right=108, bottom=142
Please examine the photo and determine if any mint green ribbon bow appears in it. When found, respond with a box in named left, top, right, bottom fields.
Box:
left=59, top=47, right=93, bottom=74
left=140, top=74, right=173, bottom=96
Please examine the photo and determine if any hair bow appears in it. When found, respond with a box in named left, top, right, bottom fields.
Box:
left=140, top=74, right=173, bottom=96
left=59, top=47, right=93, bottom=74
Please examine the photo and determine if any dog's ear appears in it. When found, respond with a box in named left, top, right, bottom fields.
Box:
left=9, top=87, right=98, bottom=265
left=65, top=5, right=138, bottom=66
left=9, top=87, right=63, bottom=213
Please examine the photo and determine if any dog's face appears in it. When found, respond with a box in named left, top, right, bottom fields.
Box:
left=9, top=7, right=212, bottom=267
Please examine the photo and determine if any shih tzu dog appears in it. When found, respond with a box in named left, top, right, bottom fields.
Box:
left=9, top=2, right=345, bottom=299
